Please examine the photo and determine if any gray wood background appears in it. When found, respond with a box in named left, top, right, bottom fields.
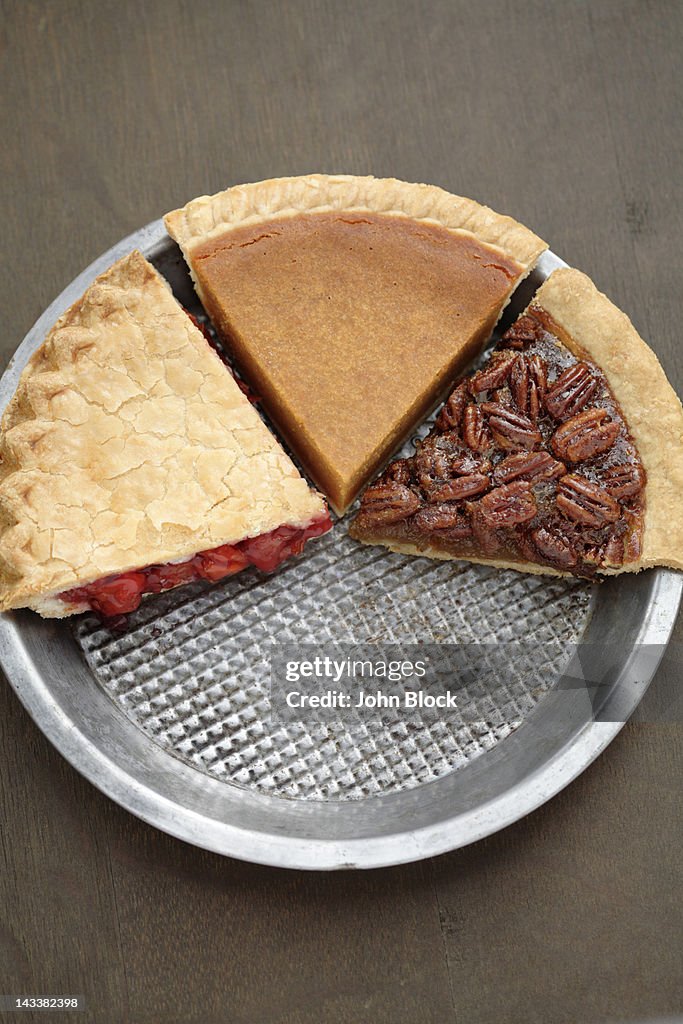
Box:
left=1, top=1, right=681, bottom=1022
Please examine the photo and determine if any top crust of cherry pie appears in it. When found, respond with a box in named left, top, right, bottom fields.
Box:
left=351, top=267, right=683, bottom=577
left=0, top=251, right=325, bottom=614
left=165, top=174, right=547, bottom=512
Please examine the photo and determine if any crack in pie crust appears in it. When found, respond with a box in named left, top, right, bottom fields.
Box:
left=350, top=268, right=683, bottom=577
left=165, top=174, right=547, bottom=514
left=0, top=251, right=329, bottom=617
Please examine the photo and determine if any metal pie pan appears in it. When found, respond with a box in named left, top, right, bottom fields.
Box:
left=0, top=221, right=680, bottom=870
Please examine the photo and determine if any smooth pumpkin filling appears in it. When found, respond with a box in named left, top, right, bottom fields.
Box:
left=190, top=210, right=525, bottom=513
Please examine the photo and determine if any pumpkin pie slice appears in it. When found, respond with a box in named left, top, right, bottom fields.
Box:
left=165, top=175, right=546, bottom=514
left=0, top=251, right=330, bottom=618
left=350, top=268, right=683, bottom=577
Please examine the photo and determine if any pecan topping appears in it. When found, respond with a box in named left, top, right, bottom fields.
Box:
left=545, top=362, right=599, bottom=420
left=436, top=430, right=462, bottom=447
left=428, top=473, right=489, bottom=503
left=416, top=438, right=490, bottom=495
left=435, top=382, right=468, bottom=433
left=530, top=527, right=578, bottom=568
left=603, top=463, right=645, bottom=499
left=359, top=481, right=421, bottom=525
left=469, top=507, right=503, bottom=556
left=491, top=386, right=513, bottom=407
left=556, top=474, right=620, bottom=527
left=551, top=408, right=620, bottom=462
left=416, top=443, right=450, bottom=493
left=472, top=481, right=538, bottom=528
left=480, top=402, right=542, bottom=451
left=601, top=532, right=625, bottom=567
left=450, top=452, right=492, bottom=475
left=493, top=450, right=566, bottom=486
left=509, top=355, right=547, bottom=421
left=501, top=313, right=540, bottom=349
left=387, top=459, right=412, bottom=486
left=468, top=351, right=517, bottom=394
left=413, top=504, right=473, bottom=535
left=462, top=403, right=491, bottom=452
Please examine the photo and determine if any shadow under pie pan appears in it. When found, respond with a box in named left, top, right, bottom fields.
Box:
left=0, top=221, right=680, bottom=870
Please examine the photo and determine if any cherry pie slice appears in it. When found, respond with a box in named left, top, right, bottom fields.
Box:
left=350, top=268, right=683, bottom=578
left=0, top=251, right=330, bottom=617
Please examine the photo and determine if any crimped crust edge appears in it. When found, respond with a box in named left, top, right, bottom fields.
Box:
left=164, top=174, right=547, bottom=269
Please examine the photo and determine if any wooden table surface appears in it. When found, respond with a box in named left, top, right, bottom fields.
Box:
left=1, top=2, right=682, bottom=1022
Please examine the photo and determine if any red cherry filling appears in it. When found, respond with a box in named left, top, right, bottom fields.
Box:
left=81, top=573, right=148, bottom=617
left=240, top=518, right=330, bottom=571
left=59, top=513, right=333, bottom=617
left=193, top=544, right=251, bottom=582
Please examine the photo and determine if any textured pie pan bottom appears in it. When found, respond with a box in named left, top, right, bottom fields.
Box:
left=74, top=533, right=593, bottom=801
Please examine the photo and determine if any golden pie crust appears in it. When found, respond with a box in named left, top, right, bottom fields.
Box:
left=0, top=251, right=325, bottom=615
left=165, top=173, right=546, bottom=266
left=165, top=175, right=547, bottom=512
left=352, top=267, right=683, bottom=576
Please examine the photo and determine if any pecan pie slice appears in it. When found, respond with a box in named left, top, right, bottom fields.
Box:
left=351, top=268, right=683, bottom=578
left=165, top=175, right=546, bottom=514
left=0, top=252, right=330, bottom=618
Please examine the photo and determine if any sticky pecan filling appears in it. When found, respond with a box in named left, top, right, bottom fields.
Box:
left=59, top=513, right=333, bottom=617
left=351, top=307, right=645, bottom=578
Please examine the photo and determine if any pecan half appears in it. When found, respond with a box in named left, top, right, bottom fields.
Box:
left=603, top=462, right=645, bottom=499
left=480, top=402, right=542, bottom=451
left=556, top=474, right=620, bottom=527
left=601, top=532, right=625, bottom=567
left=359, top=481, right=421, bottom=525
left=551, top=408, right=620, bottom=462
left=471, top=480, right=538, bottom=528
left=428, top=473, right=489, bottom=503
left=462, top=403, right=491, bottom=452
left=416, top=443, right=451, bottom=493
left=493, top=450, right=566, bottom=486
left=509, top=355, right=547, bottom=421
left=435, top=382, right=468, bottom=433
left=501, top=313, right=540, bottom=349
left=468, top=507, right=503, bottom=556
left=545, top=362, right=599, bottom=420
left=386, top=459, right=412, bottom=487
left=413, top=504, right=473, bottom=535
left=468, top=351, right=517, bottom=394
left=530, top=526, right=578, bottom=569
